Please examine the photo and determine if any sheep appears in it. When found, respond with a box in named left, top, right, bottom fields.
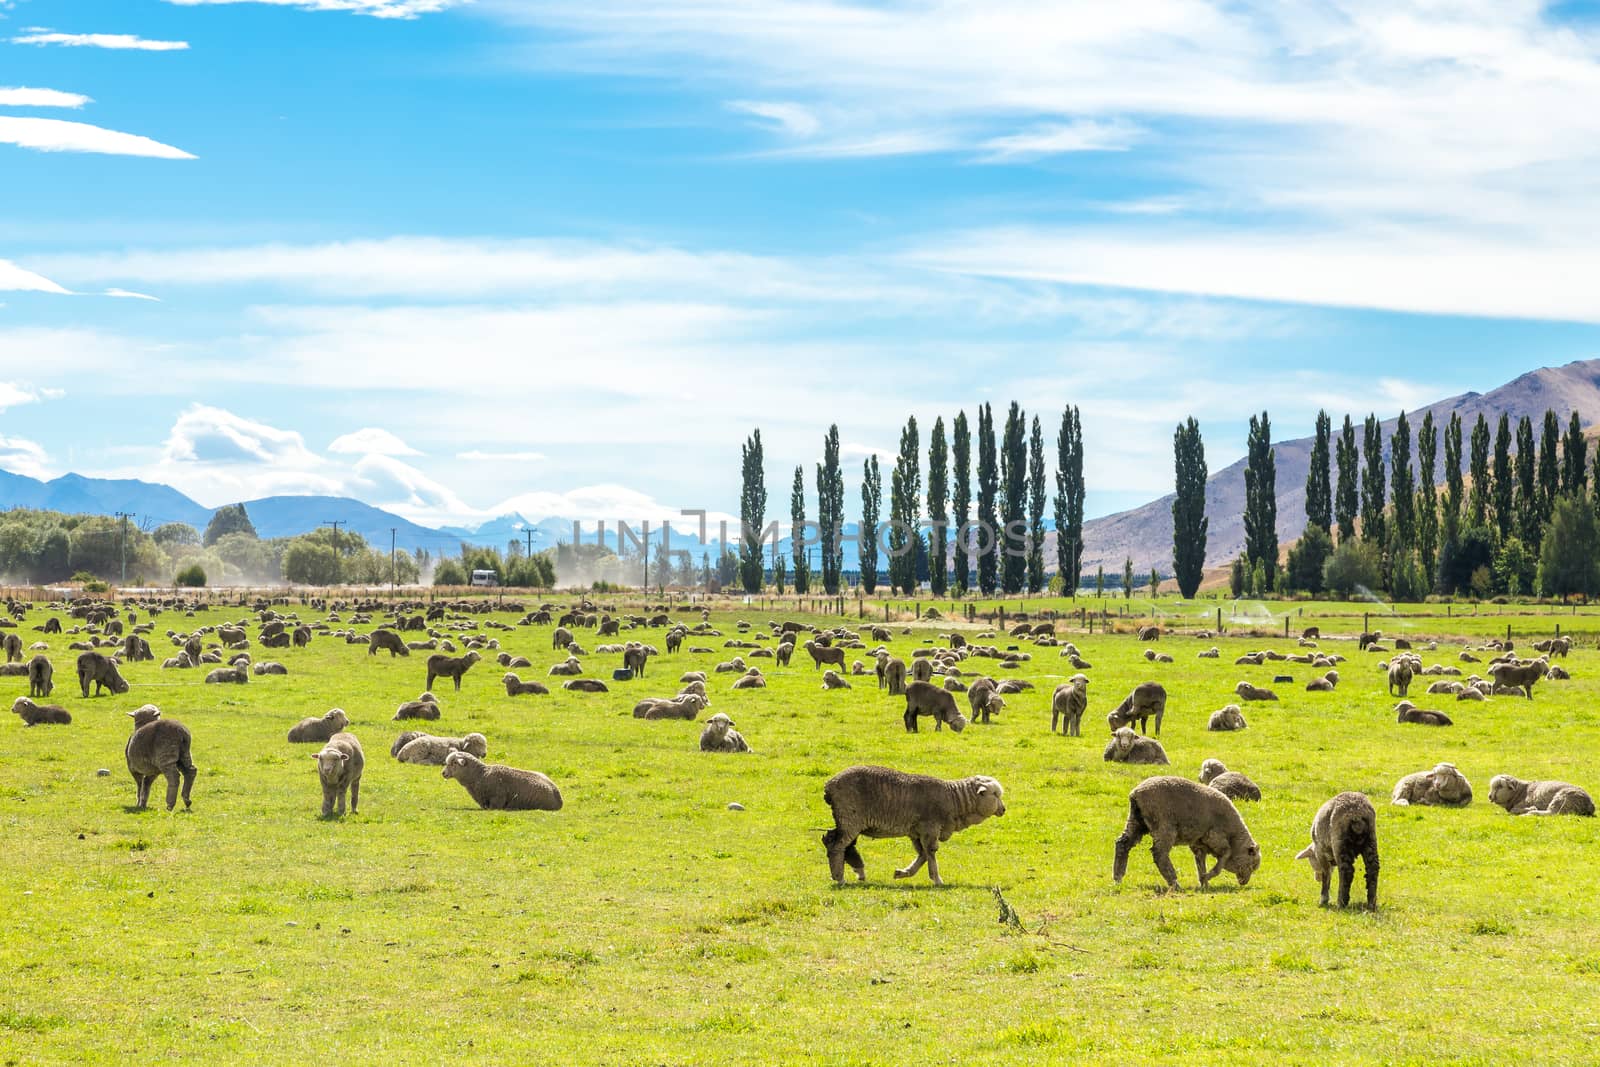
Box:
left=1107, top=682, right=1167, bottom=735
left=821, top=765, right=1004, bottom=886
left=803, top=640, right=847, bottom=671
left=821, top=670, right=851, bottom=690
left=633, top=693, right=707, bottom=720
left=678, top=679, right=708, bottom=700
left=1427, top=680, right=1463, bottom=695
left=1103, top=726, right=1169, bottom=765
left=1207, top=704, right=1247, bottom=731
left=393, top=693, right=441, bottom=721
left=286, top=707, right=351, bottom=743
left=442, top=751, right=562, bottom=811
left=1487, top=775, right=1596, bottom=816
left=1489, top=659, right=1548, bottom=700
left=623, top=643, right=649, bottom=678
left=902, top=680, right=968, bottom=733
left=1113, top=776, right=1260, bottom=889
left=731, top=668, right=766, bottom=690
left=1387, top=658, right=1415, bottom=698
left=396, top=731, right=488, bottom=765
left=495, top=652, right=533, bottom=669
left=1549, top=665, right=1572, bottom=681
left=1052, top=675, right=1089, bottom=736
left=1359, top=631, right=1383, bottom=651
left=502, top=672, right=549, bottom=696
left=1137, top=625, right=1160, bottom=642
left=12, top=696, right=70, bottom=726
left=252, top=661, right=288, bottom=676
left=970, top=691, right=1005, bottom=725
left=1, top=631, right=19, bottom=663
left=1143, top=649, right=1174, bottom=664
left=563, top=678, right=609, bottom=693
left=313, top=733, right=364, bottom=817
left=1395, top=701, right=1453, bottom=726
left=1392, top=763, right=1473, bottom=807
left=1234, top=680, right=1277, bottom=702
left=1305, top=670, right=1339, bottom=692
left=547, top=656, right=583, bottom=677
left=699, top=712, right=753, bottom=753
left=204, top=666, right=249, bottom=684
left=367, top=629, right=410, bottom=657
left=851, top=658, right=869, bottom=676
left=878, top=655, right=907, bottom=695
left=76, top=651, right=129, bottom=698
left=551, top=626, right=575, bottom=650
left=390, top=730, right=426, bottom=757
left=1295, top=792, right=1379, bottom=909
left=995, top=678, right=1034, bottom=694
left=942, top=675, right=966, bottom=692
left=1198, top=759, right=1260, bottom=801
left=713, top=657, right=745, bottom=674
left=680, top=671, right=707, bottom=684
left=1197, top=646, right=1220, bottom=659
left=27, top=654, right=52, bottom=697
left=124, top=705, right=197, bottom=811
left=426, top=651, right=482, bottom=692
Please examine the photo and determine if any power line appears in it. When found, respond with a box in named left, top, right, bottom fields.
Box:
left=324, top=521, right=345, bottom=583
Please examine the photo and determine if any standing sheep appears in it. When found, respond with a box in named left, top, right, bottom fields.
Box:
left=27, top=654, right=52, bottom=697
left=287, top=708, right=351, bottom=743
left=1051, top=675, right=1089, bottom=736
left=442, top=751, right=563, bottom=811
left=1487, top=775, right=1595, bottom=816
left=699, top=712, right=753, bottom=753
left=1295, top=792, right=1380, bottom=909
left=902, top=680, right=968, bottom=733
left=313, top=732, right=364, bottom=817
left=367, top=629, right=410, bottom=657
left=1391, top=763, right=1473, bottom=807
left=805, top=641, right=847, bottom=671
left=821, top=765, right=1004, bottom=886
left=1388, top=658, right=1415, bottom=698
left=76, top=651, right=129, bottom=698
left=125, top=705, right=197, bottom=811
left=1107, top=682, right=1167, bottom=735
left=426, top=651, right=482, bottom=692
left=1113, top=776, right=1260, bottom=889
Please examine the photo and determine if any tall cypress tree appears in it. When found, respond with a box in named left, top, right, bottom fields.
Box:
left=1390, top=412, right=1415, bottom=553
left=1243, top=411, right=1278, bottom=590
left=738, top=430, right=767, bottom=594
left=1171, top=417, right=1208, bottom=599
left=1306, top=410, right=1332, bottom=533
left=790, top=466, right=810, bottom=595
left=1417, top=412, right=1439, bottom=586
left=1492, top=414, right=1514, bottom=540
left=1026, top=416, right=1046, bottom=593
left=1361, top=414, right=1387, bottom=551
left=816, top=425, right=844, bottom=595
left=1444, top=412, right=1464, bottom=542
left=1469, top=414, right=1491, bottom=529
left=1538, top=409, right=1561, bottom=527
left=1335, top=415, right=1359, bottom=545
left=889, top=416, right=921, bottom=596
left=976, top=403, right=999, bottom=595
left=1515, top=415, right=1538, bottom=546
left=859, top=455, right=881, bottom=594
left=998, top=403, right=1028, bottom=593
left=1564, top=410, right=1588, bottom=496
left=1054, top=405, right=1085, bottom=596
left=952, top=412, right=971, bottom=595
left=926, top=417, right=949, bottom=597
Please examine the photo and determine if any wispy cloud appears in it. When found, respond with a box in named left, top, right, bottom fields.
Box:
left=12, top=31, right=190, bottom=51
left=0, top=435, right=49, bottom=480
left=0, top=86, right=91, bottom=107
left=976, top=119, right=1139, bottom=163
left=328, top=427, right=421, bottom=456
left=0, top=257, right=70, bottom=293
left=0, top=116, right=195, bottom=158
left=103, top=287, right=161, bottom=301
left=458, top=449, right=547, bottom=462
left=164, top=0, right=462, bottom=18
left=0, top=381, right=62, bottom=412
left=728, top=100, right=820, bottom=138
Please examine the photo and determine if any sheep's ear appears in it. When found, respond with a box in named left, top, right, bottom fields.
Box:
left=1294, top=846, right=1313, bottom=860
left=976, top=784, right=988, bottom=796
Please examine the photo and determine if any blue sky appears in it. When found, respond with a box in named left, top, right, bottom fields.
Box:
left=4, top=0, right=1600, bottom=530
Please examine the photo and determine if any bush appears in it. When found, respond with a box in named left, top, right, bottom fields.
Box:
left=175, top=564, right=207, bottom=588
left=433, top=560, right=467, bottom=586
left=1322, top=539, right=1381, bottom=598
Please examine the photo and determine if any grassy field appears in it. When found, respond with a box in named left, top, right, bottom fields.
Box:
left=3, top=597, right=1598, bottom=1065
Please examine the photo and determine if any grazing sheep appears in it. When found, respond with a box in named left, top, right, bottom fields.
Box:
left=623, top=643, right=649, bottom=678
left=1392, top=763, right=1473, bottom=807
left=1107, top=682, right=1167, bottom=735
left=390, top=730, right=426, bottom=758
left=821, top=765, right=1004, bottom=886
left=1113, top=776, right=1259, bottom=889
left=393, top=693, right=441, bottom=721
left=313, top=733, right=364, bottom=816
left=821, top=670, right=851, bottom=690
left=699, top=712, right=753, bottom=753
left=27, top=654, right=52, bottom=697
left=426, top=651, right=482, bottom=692
left=442, top=751, right=562, bottom=811
left=1487, top=775, right=1596, bottom=816
left=2, top=632, right=20, bottom=663
left=1489, top=659, right=1548, bottom=700
left=1207, top=704, right=1247, bottom=732
left=11, top=696, right=70, bottom=726
left=1295, top=792, right=1379, bottom=909
left=1137, top=625, right=1160, bottom=642
left=252, top=661, right=288, bottom=676
left=563, top=678, right=609, bottom=693
left=878, top=656, right=908, bottom=695
left=287, top=708, right=351, bottom=743
left=1395, top=701, right=1453, bottom=726
left=902, top=680, right=968, bottom=733
left=124, top=705, right=197, bottom=811
left=204, top=666, right=249, bottom=684
left=1051, top=675, right=1089, bottom=736
left=76, top=651, right=129, bottom=698
left=910, top=658, right=934, bottom=684
left=367, top=629, right=410, bottom=657
left=1198, top=759, right=1260, bottom=801
left=633, top=693, right=708, bottom=720
left=1234, top=681, right=1277, bottom=702
left=731, top=668, right=766, bottom=690
left=551, top=626, right=575, bottom=650
left=396, top=732, right=488, bottom=765
left=970, top=691, right=1005, bottom=725
left=1103, top=726, right=1169, bottom=765
left=502, top=672, right=550, bottom=696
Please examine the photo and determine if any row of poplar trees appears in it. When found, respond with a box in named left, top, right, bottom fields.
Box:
left=737, top=406, right=1089, bottom=596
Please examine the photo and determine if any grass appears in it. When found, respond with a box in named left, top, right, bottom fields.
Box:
left=1, top=596, right=1598, bottom=1064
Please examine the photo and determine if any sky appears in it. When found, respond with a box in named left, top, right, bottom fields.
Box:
left=4, top=0, right=1600, bottom=531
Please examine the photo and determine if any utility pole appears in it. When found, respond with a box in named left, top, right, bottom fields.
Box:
left=324, top=520, right=345, bottom=586
left=114, top=512, right=133, bottom=585
left=525, top=527, right=533, bottom=560
left=390, top=528, right=397, bottom=598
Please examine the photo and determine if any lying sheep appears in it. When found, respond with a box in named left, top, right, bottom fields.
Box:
left=1107, top=682, right=1166, bottom=735
left=699, top=712, right=752, bottom=753
left=1103, top=726, right=1169, bottom=765
left=442, top=751, right=562, bottom=811
left=502, top=672, right=550, bottom=696
left=204, top=666, right=249, bottom=685
left=1296, top=792, right=1379, bottom=909
left=1198, top=759, right=1260, bottom=801
left=393, top=693, right=441, bottom=721
left=125, top=705, right=197, bottom=811
left=252, top=661, right=288, bottom=676
left=1427, top=680, right=1464, bottom=695
left=1113, top=776, right=1259, bottom=889
left=390, top=730, right=426, bottom=758
left=564, top=678, right=609, bottom=693
left=902, top=680, right=967, bottom=733
left=821, top=765, right=1004, bottom=886
left=633, top=693, right=707, bottom=720
left=1197, top=646, right=1220, bottom=659
left=680, top=671, right=707, bottom=684
left=1392, top=763, right=1473, bottom=807
left=1234, top=681, right=1277, bottom=702
left=1488, top=774, right=1595, bottom=816
left=1395, top=701, right=1453, bottom=726
left=1052, top=675, right=1088, bottom=736
left=821, top=670, right=850, bottom=690
left=11, top=696, right=70, bottom=726
left=313, top=733, right=364, bottom=817
left=396, top=731, right=489, bottom=765
left=287, top=708, right=350, bottom=743
left=731, top=668, right=766, bottom=690
left=1207, top=704, right=1247, bottom=732
left=1305, top=670, right=1339, bottom=692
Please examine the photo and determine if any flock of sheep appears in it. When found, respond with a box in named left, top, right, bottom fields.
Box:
left=4, top=595, right=1595, bottom=912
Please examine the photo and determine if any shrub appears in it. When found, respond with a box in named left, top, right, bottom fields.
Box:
left=1322, top=539, right=1381, bottom=598
left=175, top=564, right=207, bottom=588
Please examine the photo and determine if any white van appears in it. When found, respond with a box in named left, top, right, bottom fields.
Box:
left=469, top=569, right=498, bottom=587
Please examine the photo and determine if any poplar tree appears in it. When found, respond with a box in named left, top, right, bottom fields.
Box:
left=1361, top=414, right=1387, bottom=551
left=859, top=455, right=880, bottom=594
left=976, top=403, right=999, bottom=595
left=1306, top=410, right=1332, bottom=532
left=1390, top=412, right=1415, bottom=553
left=1243, top=411, right=1278, bottom=590
left=1492, top=414, right=1513, bottom=540
left=999, top=402, right=1028, bottom=594
left=927, top=417, right=949, bottom=597
left=1538, top=409, right=1561, bottom=527
left=1515, top=415, right=1537, bottom=546
left=738, top=430, right=766, bottom=593
left=790, top=465, right=810, bottom=595
left=816, top=426, right=844, bottom=595
left=1026, top=415, right=1046, bottom=593
left=951, top=412, right=971, bottom=595
left=889, top=416, right=921, bottom=595
left=1444, top=412, right=1464, bottom=542
left=1335, top=415, right=1359, bottom=545
left=1171, top=417, right=1208, bottom=599
left=1563, top=410, right=1588, bottom=496
left=1417, top=412, right=1439, bottom=587
left=1053, top=405, right=1085, bottom=596
left=1469, top=414, right=1491, bottom=529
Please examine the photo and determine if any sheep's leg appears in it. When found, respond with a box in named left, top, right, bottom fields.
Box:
left=1361, top=848, right=1379, bottom=910
left=179, top=764, right=196, bottom=809
left=336, top=786, right=347, bottom=816
left=133, top=772, right=150, bottom=809
left=162, top=768, right=181, bottom=812
left=1113, top=803, right=1146, bottom=883
left=1336, top=857, right=1355, bottom=908
left=1149, top=834, right=1181, bottom=890
left=823, top=829, right=853, bottom=883
left=349, top=777, right=359, bottom=815
left=922, top=837, right=943, bottom=887
left=894, top=837, right=928, bottom=880
left=1191, top=846, right=1211, bottom=887
left=426, top=672, right=437, bottom=692
left=1051, top=708, right=1060, bottom=732
left=843, top=841, right=865, bottom=881
left=1317, top=864, right=1332, bottom=907
left=321, top=785, right=335, bottom=818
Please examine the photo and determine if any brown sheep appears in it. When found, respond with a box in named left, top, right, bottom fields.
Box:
left=1395, top=701, right=1452, bottom=726
left=1103, top=727, right=1169, bottom=765
left=970, top=691, right=1005, bottom=725
left=1198, top=759, right=1260, bottom=801
left=1488, top=775, right=1595, bottom=816
left=1051, top=675, right=1088, bottom=736
left=910, top=658, right=934, bottom=684
left=313, top=733, right=364, bottom=817
left=805, top=640, right=846, bottom=671
left=426, top=651, right=482, bottom=692
left=1295, top=792, right=1379, bottom=909
left=287, top=708, right=350, bottom=743
left=1207, top=704, right=1247, bottom=731
left=821, top=765, right=1004, bottom=885
left=1108, top=682, right=1167, bottom=735
left=563, top=678, right=609, bottom=693
left=502, top=672, right=550, bottom=696
left=821, top=670, right=851, bottom=690
left=1137, top=625, right=1160, bottom=642
left=393, top=694, right=441, bottom=721
left=204, top=666, right=249, bottom=684
left=442, top=751, right=562, bottom=811
left=27, top=654, right=52, bottom=697
left=623, top=643, right=649, bottom=678
left=699, top=712, right=753, bottom=753
left=367, top=629, right=410, bottom=657
left=76, top=651, right=129, bottom=698
left=633, top=693, right=707, bottom=720
left=1391, top=763, right=1473, bottom=807
left=124, top=705, right=196, bottom=811
left=902, top=680, right=967, bottom=733
left=731, top=668, right=766, bottom=690
left=1489, top=659, right=1548, bottom=700
left=1234, top=680, right=1277, bottom=702
left=1113, top=776, right=1259, bottom=889
left=12, top=696, right=70, bottom=726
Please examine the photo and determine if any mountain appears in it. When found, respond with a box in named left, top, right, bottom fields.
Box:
left=1079, top=358, right=1600, bottom=575
left=0, top=470, right=213, bottom=528
left=234, top=496, right=455, bottom=554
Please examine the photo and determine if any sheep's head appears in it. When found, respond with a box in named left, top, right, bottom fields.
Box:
left=1487, top=774, right=1522, bottom=809
left=1199, top=758, right=1226, bottom=785
left=971, top=776, right=1005, bottom=817
left=314, top=747, right=350, bottom=779
left=1111, top=726, right=1138, bottom=756
left=325, top=708, right=350, bottom=730
left=704, top=713, right=734, bottom=739
left=128, top=704, right=162, bottom=728
left=461, top=733, right=489, bottom=758
left=946, top=709, right=968, bottom=733
left=442, top=750, right=480, bottom=780
left=1227, top=839, right=1261, bottom=885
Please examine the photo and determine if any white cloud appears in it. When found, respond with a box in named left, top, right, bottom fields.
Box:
left=0, top=116, right=195, bottom=159
left=976, top=120, right=1139, bottom=163
left=0, top=257, right=69, bottom=294
left=350, top=454, right=473, bottom=521
left=458, top=449, right=547, bottom=462
left=0, top=381, right=58, bottom=411
left=103, top=287, right=160, bottom=301
left=0, top=86, right=91, bottom=107
left=490, top=484, right=736, bottom=527
left=164, top=0, right=461, bottom=18
left=163, top=404, right=321, bottom=466
left=11, top=32, right=190, bottom=51
left=328, top=427, right=421, bottom=456
left=728, top=100, right=821, bottom=138
left=0, top=435, right=49, bottom=480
